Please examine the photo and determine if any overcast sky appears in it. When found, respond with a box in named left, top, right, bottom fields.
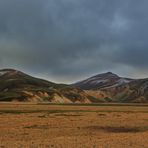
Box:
left=0, top=0, right=148, bottom=83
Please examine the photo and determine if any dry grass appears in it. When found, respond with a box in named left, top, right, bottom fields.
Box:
left=0, top=103, right=147, bottom=148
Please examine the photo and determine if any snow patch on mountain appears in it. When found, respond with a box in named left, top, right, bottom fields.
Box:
left=0, top=71, right=10, bottom=76
left=106, top=78, right=132, bottom=88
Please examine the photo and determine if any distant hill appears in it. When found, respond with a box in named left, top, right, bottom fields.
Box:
left=72, top=72, right=148, bottom=103
left=0, top=69, right=148, bottom=103
left=0, top=69, right=91, bottom=103
left=72, top=72, right=133, bottom=90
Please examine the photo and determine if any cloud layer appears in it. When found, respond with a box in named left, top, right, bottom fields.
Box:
left=0, top=0, right=148, bottom=83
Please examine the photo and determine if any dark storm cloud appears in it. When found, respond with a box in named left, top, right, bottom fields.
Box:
left=0, top=0, right=148, bottom=82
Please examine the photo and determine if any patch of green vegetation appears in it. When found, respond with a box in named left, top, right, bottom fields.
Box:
left=53, top=84, right=69, bottom=89
left=115, top=92, right=129, bottom=102
left=104, top=97, right=112, bottom=102
left=88, top=96, right=105, bottom=103
left=0, top=91, right=26, bottom=101
left=41, top=96, right=51, bottom=102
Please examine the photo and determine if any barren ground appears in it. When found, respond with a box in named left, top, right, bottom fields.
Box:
left=0, top=103, right=148, bottom=148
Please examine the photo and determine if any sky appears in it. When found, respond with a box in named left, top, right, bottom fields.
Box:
left=0, top=0, right=148, bottom=83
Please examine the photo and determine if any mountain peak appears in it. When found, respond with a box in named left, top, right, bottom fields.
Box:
left=106, top=72, right=115, bottom=75
left=94, top=72, right=119, bottom=79
left=72, top=72, right=131, bottom=90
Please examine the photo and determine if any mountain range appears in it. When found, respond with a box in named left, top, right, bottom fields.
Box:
left=73, top=72, right=148, bottom=103
left=0, top=69, right=148, bottom=103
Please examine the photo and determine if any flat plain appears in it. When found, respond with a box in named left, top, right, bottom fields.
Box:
left=0, top=103, right=148, bottom=148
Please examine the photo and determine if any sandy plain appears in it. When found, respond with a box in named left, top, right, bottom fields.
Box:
left=0, top=103, right=148, bottom=148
